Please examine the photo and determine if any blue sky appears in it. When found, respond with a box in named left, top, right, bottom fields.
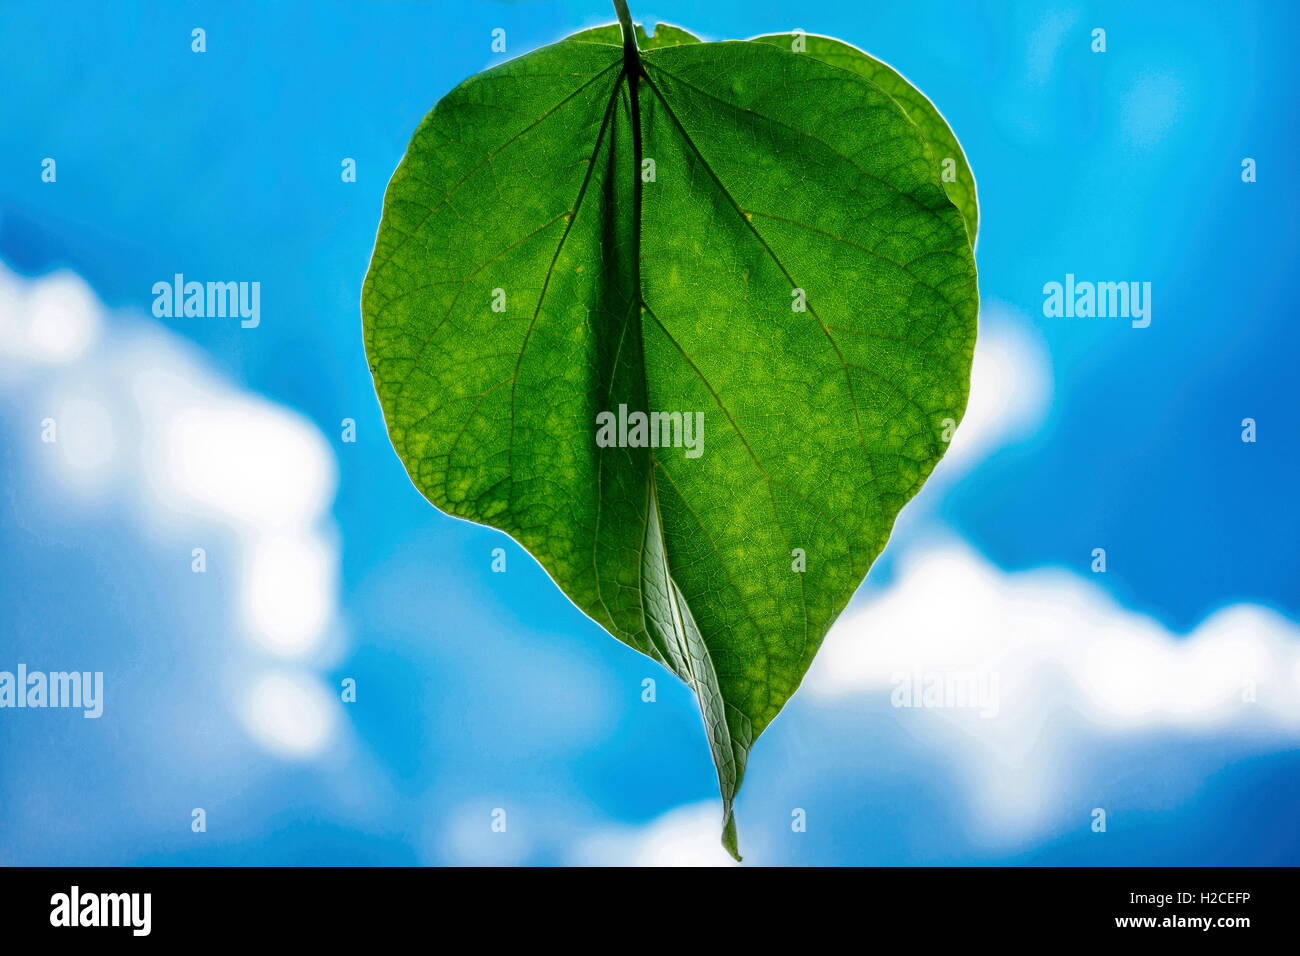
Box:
left=1, top=0, right=1297, bottom=865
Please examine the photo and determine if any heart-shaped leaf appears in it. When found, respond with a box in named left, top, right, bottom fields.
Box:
left=362, top=5, right=978, bottom=859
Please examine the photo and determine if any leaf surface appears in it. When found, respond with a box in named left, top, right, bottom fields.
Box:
left=362, top=17, right=978, bottom=859
left=750, top=31, right=979, bottom=243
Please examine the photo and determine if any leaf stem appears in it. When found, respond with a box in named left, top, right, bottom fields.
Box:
left=612, top=0, right=639, bottom=69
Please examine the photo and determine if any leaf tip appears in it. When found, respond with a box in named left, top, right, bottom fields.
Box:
left=722, top=811, right=742, bottom=862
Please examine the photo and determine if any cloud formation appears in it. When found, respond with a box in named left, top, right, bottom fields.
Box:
left=0, top=263, right=344, bottom=758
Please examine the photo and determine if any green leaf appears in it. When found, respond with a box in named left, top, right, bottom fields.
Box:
left=362, top=11, right=978, bottom=861
left=750, top=31, right=979, bottom=244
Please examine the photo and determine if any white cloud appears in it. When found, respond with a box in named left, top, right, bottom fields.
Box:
left=153, top=393, right=335, bottom=532
left=0, top=267, right=100, bottom=369
left=569, top=802, right=739, bottom=867
left=808, top=541, right=1300, bottom=838
left=240, top=532, right=338, bottom=657
left=800, top=309, right=1299, bottom=840
left=46, top=392, right=118, bottom=492
left=240, top=670, right=340, bottom=760
left=0, top=261, right=344, bottom=758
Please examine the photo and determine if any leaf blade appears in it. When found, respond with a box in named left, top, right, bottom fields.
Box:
left=363, top=24, right=978, bottom=860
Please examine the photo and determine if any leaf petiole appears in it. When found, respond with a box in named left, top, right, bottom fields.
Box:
left=612, top=0, right=640, bottom=68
